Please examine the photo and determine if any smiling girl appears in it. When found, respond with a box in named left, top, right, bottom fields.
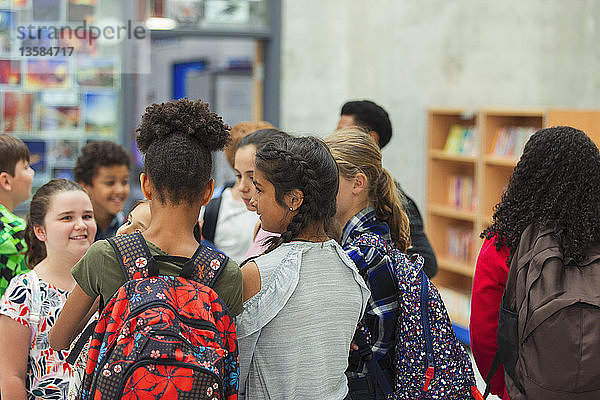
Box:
left=0, top=179, right=96, bottom=399
left=236, top=136, right=370, bottom=400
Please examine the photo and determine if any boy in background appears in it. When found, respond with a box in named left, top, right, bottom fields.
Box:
left=74, top=141, right=130, bottom=240
left=0, top=134, right=34, bottom=296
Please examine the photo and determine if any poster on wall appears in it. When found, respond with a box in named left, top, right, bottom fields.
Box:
left=12, top=0, right=31, bottom=9
left=48, top=139, right=79, bottom=162
left=32, top=0, right=61, bottom=21
left=204, top=0, right=249, bottom=24
left=39, top=103, right=80, bottom=131
left=84, top=92, right=116, bottom=134
left=0, top=11, right=14, bottom=55
left=76, top=59, right=118, bottom=88
left=169, top=0, right=203, bottom=25
left=26, top=59, right=70, bottom=89
left=67, top=0, right=95, bottom=23
left=0, top=59, right=21, bottom=86
left=23, top=140, right=46, bottom=174
left=3, top=91, right=33, bottom=131
left=52, top=167, right=73, bottom=180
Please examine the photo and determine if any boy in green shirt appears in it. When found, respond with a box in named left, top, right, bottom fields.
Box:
left=0, top=135, right=34, bottom=296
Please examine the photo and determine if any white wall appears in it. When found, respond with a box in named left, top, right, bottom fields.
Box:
left=279, top=0, right=600, bottom=209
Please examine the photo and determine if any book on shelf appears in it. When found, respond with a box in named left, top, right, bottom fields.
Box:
left=447, top=227, right=474, bottom=264
left=443, top=124, right=477, bottom=156
left=491, top=126, right=536, bottom=158
left=447, top=175, right=476, bottom=211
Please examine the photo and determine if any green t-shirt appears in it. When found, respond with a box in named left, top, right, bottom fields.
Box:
left=0, top=204, right=29, bottom=297
left=72, top=239, right=243, bottom=317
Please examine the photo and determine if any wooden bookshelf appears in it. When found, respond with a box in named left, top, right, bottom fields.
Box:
left=426, top=107, right=600, bottom=343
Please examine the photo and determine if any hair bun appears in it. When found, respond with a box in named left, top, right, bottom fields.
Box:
left=136, top=98, right=230, bottom=153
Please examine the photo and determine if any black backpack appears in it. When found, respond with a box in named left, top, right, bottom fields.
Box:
left=201, top=181, right=235, bottom=243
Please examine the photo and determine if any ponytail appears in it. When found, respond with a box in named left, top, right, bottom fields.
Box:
left=373, top=168, right=411, bottom=252
left=326, top=128, right=411, bottom=251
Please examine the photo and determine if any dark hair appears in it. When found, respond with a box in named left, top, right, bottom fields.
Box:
left=255, top=136, right=339, bottom=252
left=340, top=100, right=392, bottom=148
left=482, top=126, right=600, bottom=263
left=236, top=129, right=291, bottom=153
left=136, top=98, right=230, bottom=205
left=128, top=199, right=150, bottom=214
left=73, top=141, right=130, bottom=186
left=25, top=179, right=87, bottom=267
left=0, top=134, right=29, bottom=176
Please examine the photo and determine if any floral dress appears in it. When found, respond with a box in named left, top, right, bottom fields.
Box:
left=0, top=270, right=73, bottom=399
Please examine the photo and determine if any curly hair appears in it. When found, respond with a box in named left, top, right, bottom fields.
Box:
left=482, top=126, right=600, bottom=263
left=326, top=129, right=411, bottom=251
left=341, top=100, right=393, bottom=148
left=255, top=136, right=339, bottom=252
left=25, top=179, right=87, bottom=268
left=73, top=141, right=130, bottom=186
left=136, top=98, right=230, bottom=205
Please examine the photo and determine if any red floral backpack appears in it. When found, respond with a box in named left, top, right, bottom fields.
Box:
left=77, top=233, right=238, bottom=400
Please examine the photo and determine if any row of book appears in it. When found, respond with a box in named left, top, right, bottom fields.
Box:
left=448, top=175, right=476, bottom=211
left=443, top=125, right=478, bottom=156
left=490, top=126, right=537, bottom=157
left=447, top=227, right=474, bottom=264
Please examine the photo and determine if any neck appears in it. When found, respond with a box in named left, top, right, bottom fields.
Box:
left=142, top=201, right=200, bottom=255
left=295, top=220, right=330, bottom=242
left=34, top=252, right=77, bottom=291
left=94, top=208, right=113, bottom=232
left=0, top=193, right=15, bottom=212
left=338, top=198, right=371, bottom=232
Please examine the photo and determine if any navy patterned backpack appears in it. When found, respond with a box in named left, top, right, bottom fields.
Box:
left=353, top=233, right=482, bottom=400
left=77, top=233, right=239, bottom=400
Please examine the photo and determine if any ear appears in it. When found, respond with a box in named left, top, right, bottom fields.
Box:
left=352, top=172, right=368, bottom=195
left=0, top=172, right=11, bottom=192
left=140, top=173, right=152, bottom=200
left=200, top=179, right=215, bottom=206
left=368, top=131, right=380, bottom=146
left=33, top=225, right=46, bottom=242
left=285, top=189, right=304, bottom=212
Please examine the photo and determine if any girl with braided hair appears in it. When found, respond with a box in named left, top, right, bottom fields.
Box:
left=325, top=128, right=410, bottom=399
left=236, top=135, right=370, bottom=400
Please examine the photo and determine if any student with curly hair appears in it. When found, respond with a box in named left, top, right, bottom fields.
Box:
left=73, top=141, right=130, bottom=240
left=49, top=99, right=244, bottom=352
left=326, top=129, right=410, bottom=399
left=470, top=126, right=600, bottom=399
left=236, top=135, right=370, bottom=400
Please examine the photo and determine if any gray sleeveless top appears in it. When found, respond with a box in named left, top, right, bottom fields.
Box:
left=236, top=240, right=370, bottom=400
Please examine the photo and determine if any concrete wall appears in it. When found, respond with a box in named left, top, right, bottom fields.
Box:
left=279, top=0, right=600, bottom=209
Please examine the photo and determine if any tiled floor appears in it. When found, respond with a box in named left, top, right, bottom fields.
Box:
left=468, top=349, right=501, bottom=400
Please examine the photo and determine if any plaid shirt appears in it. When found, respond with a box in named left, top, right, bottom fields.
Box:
left=0, top=204, right=28, bottom=297
left=341, top=206, right=399, bottom=377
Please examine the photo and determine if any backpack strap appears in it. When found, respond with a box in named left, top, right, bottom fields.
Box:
left=178, top=245, right=228, bottom=287
left=107, top=232, right=156, bottom=280
left=419, top=269, right=435, bottom=392
left=201, top=181, right=235, bottom=243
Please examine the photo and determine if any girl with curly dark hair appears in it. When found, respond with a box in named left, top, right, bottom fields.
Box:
left=48, top=99, right=244, bottom=353
left=470, top=126, right=600, bottom=399
left=236, top=136, right=370, bottom=400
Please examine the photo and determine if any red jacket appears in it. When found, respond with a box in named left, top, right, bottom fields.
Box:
left=470, top=237, right=510, bottom=399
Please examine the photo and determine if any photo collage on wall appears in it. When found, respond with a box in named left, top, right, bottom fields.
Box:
left=0, top=0, right=120, bottom=187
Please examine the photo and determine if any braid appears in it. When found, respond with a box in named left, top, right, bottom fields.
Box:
left=256, top=136, right=339, bottom=253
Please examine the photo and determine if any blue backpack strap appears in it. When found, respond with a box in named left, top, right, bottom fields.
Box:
left=420, top=269, right=435, bottom=392
left=182, top=245, right=229, bottom=288
left=106, top=232, right=155, bottom=280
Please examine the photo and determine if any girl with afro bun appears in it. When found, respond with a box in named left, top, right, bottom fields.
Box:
left=470, top=126, right=600, bottom=399
left=49, top=99, right=244, bottom=353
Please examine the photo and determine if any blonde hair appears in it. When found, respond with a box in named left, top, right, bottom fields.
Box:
left=225, top=121, right=276, bottom=168
left=326, top=128, right=411, bottom=251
